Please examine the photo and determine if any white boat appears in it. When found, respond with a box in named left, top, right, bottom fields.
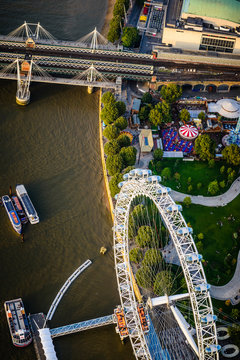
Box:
left=16, top=185, right=39, bottom=224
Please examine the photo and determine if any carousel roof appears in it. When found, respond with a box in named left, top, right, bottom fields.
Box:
left=208, top=98, right=240, bottom=119
left=179, top=125, right=198, bottom=140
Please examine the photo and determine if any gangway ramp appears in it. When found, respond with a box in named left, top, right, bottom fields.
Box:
left=50, top=314, right=115, bottom=338
left=46, top=259, right=92, bottom=322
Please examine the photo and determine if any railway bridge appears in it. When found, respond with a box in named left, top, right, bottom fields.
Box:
left=0, top=22, right=239, bottom=104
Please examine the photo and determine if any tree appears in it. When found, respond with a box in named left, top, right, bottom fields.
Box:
left=196, top=241, right=203, bottom=253
left=219, top=180, right=225, bottom=188
left=208, top=180, right=219, bottom=195
left=153, top=148, right=163, bottom=161
left=160, top=84, right=182, bottom=104
left=120, top=146, right=137, bottom=167
left=135, top=226, right=156, bottom=248
left=174, top=172, right=181, bottom=181
left=122, top=27, right=139, bottom=48
left=155, top=161, right=162, bottom=173
left=136, top=266, right=153, bottom=288
left=222, top=144, right=240, bottom=166
left=139, top=105, right=151, bottom=122
left=183, top=196, right=191, bottom=207
left=153, top=271, right=175, bottom=296
left=231, top=309, right=240, bottom=320
left=101, top=91, right=115, bottom=105
left=122, top=165, right=135, bottom=174
left=197, top=182, right=202, bottom=190
left=104, top=139, right=120, bottom=156
left=103, top=124, right=120, bottom=140
left=180, top=109, right=190, bottom=123
left=101, top=103, right=119, bottom=125
left=113, top=0, right=125, bottom=17
left=227, top=167, right=232, bottom=175
left=117, top=134, right=131, bottom=148
left=116, top=101, right=126, bottom=116
left=142, top=92, right=152, bottom=104
left=220, top=165, right=225, bottom=174
left=208, top=159, right=215, bottom=168
left=197, top=233, right=204, bottom=240
left=129, top=247, right=143, bottom=263
left=149, top=101, right=171, bottom=126
left=195, top=134, right=215, bottom=161
left=107, top=15, right=121, bottom=43
left=161, top=167, right=171, bottom=180
left=115, top=116, right=128, bottom=130
left=142, top=249, right=162, bottom=268
left=198, top=111, right=206, bottom=121
left=109, top=172, right=123, bottom=197
left=228, top=325, right=240, bottom=347
left=106, top=154, right=124, bottom=176
left=187, top=177, right=192, bottom=184
left=228, top=170, right=236, bottom=183
left=188, top=185, right=193, bottom=192
left=129, top=204, right=147, bottom=238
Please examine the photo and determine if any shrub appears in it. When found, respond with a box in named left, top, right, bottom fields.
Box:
left=219, top=180, right=225, bottom=188
left=188, top=185, right=193, bottom=192
left=197, top=182, right=202, bottom=190
left=161, top=167, right=171, bottom=180
left=196, top=241, right=203, bottom=253
left=197, top=233, right=204, bottom=240
left=220, top=165, right=225, bottom=174
left=208, top=159, right=215, bottom=168
left=183, top=196, right=191, bottom=207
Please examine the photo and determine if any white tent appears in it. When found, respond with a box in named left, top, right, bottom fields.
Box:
left=208, top=99, right=240, bottom=119
left=39, top=328, right=58, bottom=360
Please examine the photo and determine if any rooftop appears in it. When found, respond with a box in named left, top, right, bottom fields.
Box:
left=182, top=0, right=240, bottom=25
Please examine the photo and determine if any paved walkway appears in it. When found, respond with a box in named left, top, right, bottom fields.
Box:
left=171, top=176, right=240, bottom=207
left=210, top=251, right=240, bottom=305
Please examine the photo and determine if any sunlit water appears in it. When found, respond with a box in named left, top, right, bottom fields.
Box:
left=0, top=3, right=134, bottom=359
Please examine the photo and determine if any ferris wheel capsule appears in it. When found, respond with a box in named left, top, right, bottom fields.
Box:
left=177, top=227, right=193, bottom=236
left=147, top=175, right=161, bottom=184
left=116, top=207, right=127, bottom=214
left=205, top=344, right=221, bottom=354
left=118, top=181, right=127, bottom=188
left=123, top=173, right=130, bottom=181
left=186, top=253, right=202, bottom=263
left=167, top=204, right=182, bottom=212
left=195, top=283, right=211, bottom=292
left=201, top=314, right=218, bottom=324
left=157, top=187, right=171, bottom=195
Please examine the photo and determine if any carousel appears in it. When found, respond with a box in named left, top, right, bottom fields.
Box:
left=179, top=125, right=198, bottom=140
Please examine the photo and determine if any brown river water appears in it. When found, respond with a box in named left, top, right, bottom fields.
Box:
left=0, top=2, right=134, bottom=359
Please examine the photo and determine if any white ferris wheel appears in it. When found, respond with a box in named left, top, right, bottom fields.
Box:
left=113, top=169, right=220, bottom=360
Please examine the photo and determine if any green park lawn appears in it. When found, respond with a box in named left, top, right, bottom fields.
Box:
left=150, top=158, right=239, bottom=196
left=182, top=195, right=240, bottom=287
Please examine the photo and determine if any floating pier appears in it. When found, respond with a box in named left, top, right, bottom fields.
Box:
left=46, top=259, right=92, bottom=322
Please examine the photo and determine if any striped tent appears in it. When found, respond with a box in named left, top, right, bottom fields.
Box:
left=179, top=125, right=198, bottom=140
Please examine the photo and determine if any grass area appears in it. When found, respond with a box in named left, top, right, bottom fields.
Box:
left=150, top=158, right=239, bottom=196
left=182, top=195, right=240, bottom=287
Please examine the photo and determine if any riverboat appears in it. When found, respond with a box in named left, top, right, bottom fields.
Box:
left=2, top=195, right=22, bottom=234
left=4, top=298, right=32, bottom=347
left=12, top=196, right=28, bottom=225
left=16, top=185, right=39, bottom=224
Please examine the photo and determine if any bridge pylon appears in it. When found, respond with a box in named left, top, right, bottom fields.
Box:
left=16, top=58, right=32, bottom=105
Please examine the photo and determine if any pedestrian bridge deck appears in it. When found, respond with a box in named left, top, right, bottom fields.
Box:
left=50, top=314, right=115, bottom=338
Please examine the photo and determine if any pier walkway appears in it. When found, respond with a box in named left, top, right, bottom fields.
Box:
left=50, top=315, right=115, bottom=338
left=46, top=259, right=92, bottom=322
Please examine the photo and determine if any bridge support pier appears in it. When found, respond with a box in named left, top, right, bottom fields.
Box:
left=87, top=86, right=94, bottom=94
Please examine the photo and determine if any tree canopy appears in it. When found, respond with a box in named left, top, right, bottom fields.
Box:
left=104, top=139, right=120, bottom=156
left=139, top=105, right=152, bottom=122
left=198, top=111, right=206, bottom=121
left=117, top=133, right=131, bottom=147
left=180, top=108, right=190, bottom=123
left=129, top=247, right=143, bottom=263
left=115, top=116, right=128, bottom=130
left=135, top=226, right=156, bottom=248
left=194, top=134, right=215, bottom=161
left=136, top=266, right=153, bottom=288
left=109, top=172, right=123, bottom=197
left=101, top=91, right=115, bottom=105
left=161, top=167, right=171, bottom=180
left=208, top=180, right=219, bottom=195
left=129, top=204, right=147, bottom=238
left=149, top=101, right=171, bottom=126
left=153, top=148, right=163, bottom=161
left=142, top=248, right=162, bottom=267
left=122, top=27, right=139, bottom=48
left=107, top=15, right=121, bottom=43
left=103, top=124, right=120, bottom=140
left=183, top=196, right=192, bottom=207
left=222, top=144, right=240, bottom=166
left=106, top=154, right=124, bottom=175
left=116, top=101, right=126, bottom=116
left=101, top=103, right=119, bottom=125
left=160, top=84, right=182, bottom=104
left=141, top=92, right=152, bottom=104
left=120, top=146, right=137, bottom=167
left=153, top=270, right=175, bottom=296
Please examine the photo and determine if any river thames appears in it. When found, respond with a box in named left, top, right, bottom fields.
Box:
left=0, top=2, right=134, bottom=359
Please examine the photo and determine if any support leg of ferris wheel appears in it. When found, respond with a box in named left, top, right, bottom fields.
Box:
left=16, top=58, right=32, bottom=105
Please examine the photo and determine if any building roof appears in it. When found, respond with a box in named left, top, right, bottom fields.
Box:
left=132, top=98, right=141, bottom=112
left=139, top=129, right=154, bottom=152
left=182, top=0, right=240, bottom=25
left=208, top=98, right=240, bottom=119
